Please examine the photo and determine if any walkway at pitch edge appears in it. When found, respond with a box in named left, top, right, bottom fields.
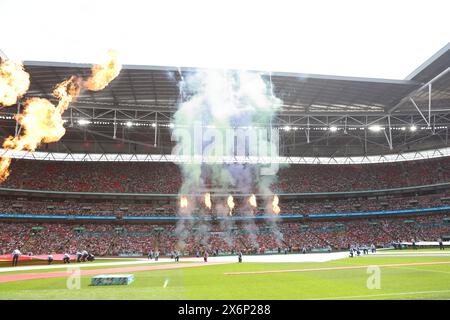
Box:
left=0, top=252, right=349, bottom=273
left=0, top=262, right=230, bottom=283
left=0, top=258, right=181, bottom=273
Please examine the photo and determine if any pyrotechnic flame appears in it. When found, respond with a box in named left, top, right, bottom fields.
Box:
left=0, top=157, right=11, bottom=182
left=0, top=59, right=30, bottom=107
left=0, top=52, right=121, bottom=183
left=84, top=50, right=122, bottom=91
left=180, top=196, right=188, bottom=209
left=53, top=76, right=81, bottom=112
left=249, top=194, right=257, bottom=208
left=227, top=195, right=235, bottom=216
left=272, top=195, right=280, bottom=215
left=204, top=193, right=212, bottom=209
left=2, top=77, right=80, bottom=153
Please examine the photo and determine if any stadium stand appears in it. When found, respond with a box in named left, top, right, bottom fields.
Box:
left=2, top=157, right=449, bottom=193
left=1, top=158, right=449, bottom=259
left=1, top=212, right=448, bottom=256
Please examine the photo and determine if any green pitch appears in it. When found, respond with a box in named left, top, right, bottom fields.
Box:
left=1, top=254, right=450, bottom=300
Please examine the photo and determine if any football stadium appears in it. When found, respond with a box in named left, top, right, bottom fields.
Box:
left=0, top=1, right=450, bottom=302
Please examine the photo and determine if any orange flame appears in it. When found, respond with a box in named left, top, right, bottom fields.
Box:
left=249, top=194, right=257, bottom=208
left=0, top=157, right=11, bottom=182
left=180, top=196, right=188, bottom=209
left=53, top=76, right=81, bottom=112
left=0, top=52, right=121, bottom=182
left=84, top=50, right=122, bottom=91
left=0, top=60, right=30, bottom=107
left=3, top=77, right=80, bottom=152
left=0, top=77, right=80, bottom=180
left=204, top=193, right=212, bottom=209
left=227, top=195, right=235, bottom=215
left=272, top=195, right=280, bottom=215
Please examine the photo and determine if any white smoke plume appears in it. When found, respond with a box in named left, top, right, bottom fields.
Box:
left=172, top=69, right=282, bottom=251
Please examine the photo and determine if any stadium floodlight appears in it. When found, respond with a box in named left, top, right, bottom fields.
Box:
left=410, top=125, right=417, bottom=132
left=151, top=123, right=157, bottom=128
left=368, top=125, right=383, bottom=132
left=126, top=121, right=133, bottom=127
left=329, top=126, right=338, bottom=132
left=400, top=126, right=406, bottom=131
left=283, top=125, right=291, bottom=131
left=78, top=119, right=91, bottom=126
left=168, top=123, right=175, bottom=129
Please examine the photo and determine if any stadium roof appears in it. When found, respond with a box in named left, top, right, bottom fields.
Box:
left=10, top=42, right=448, bottom=120
left=406, top=43, right=450, bottom=82
left=18, top=62, right=422, bottom=116
left=0, top=43, right=449, bottom=158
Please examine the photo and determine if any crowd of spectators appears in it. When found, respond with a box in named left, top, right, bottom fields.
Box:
left=0, top=192, right=447, bottom=217
left=274, top=157, right=450, bottom=192
left=1, top=212, right=448, bottom=256
left=1, top=157, right=449, bottom=259
left=2, top=160, right=182, bottom=194
left=2, top=157, right=449, bottom=193
left=0, top=199, right=175, bottom=217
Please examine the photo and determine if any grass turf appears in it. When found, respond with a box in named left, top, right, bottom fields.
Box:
left=0, top=260, right=189, bottom=276
left=0, top=255, right=449, bottom=300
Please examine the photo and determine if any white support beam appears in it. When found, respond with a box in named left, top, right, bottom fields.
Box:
left=428, top=83, right=432, bottom=124
left=14, top=102, right=21, bottom=137
left=409, top=97, right=430, bottom=127
left=389, top=67, right=450, bottom=115
left=306, top=116, right=310, bottom=143
left=384, top=115, right=393, bottom=150
left=154, top=113, right=158, bottom=147
left=113, top=110, right=117, bottom=139
left=1, top=147, right=449, bottom=165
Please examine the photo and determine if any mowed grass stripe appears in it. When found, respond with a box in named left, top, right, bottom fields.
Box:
left=314, top=289, right=450, bottom=300
left=1, top=256, right=449, bottom=299
left=224, top=261, right=450, bottom=275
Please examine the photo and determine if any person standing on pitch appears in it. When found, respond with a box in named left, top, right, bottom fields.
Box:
left=12, top=248, right=21, bottom=267
left=238, top=251, right=242, bottom=263
left=155, top=250, right=159, bottom=261
left=63, top=253, right=71, bottom=264
left=47, top=254, right=54, bottom=265
left=81, top=250, right=88, bottom=262
left=439, top=239, right=445, bottom=250
left=204, top=250, right=208, bottom=262
left=76, top=251, right=82, bottom=263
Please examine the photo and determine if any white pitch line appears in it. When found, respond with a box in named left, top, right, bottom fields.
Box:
left=372, top=253, right=450, bottom=257
left=163, top=279, right=169, bottom=288
left=314, top=289, right=450, bottom=300
left=391, top=266, right=450, bottom=275
left=224, top=261, right=450, bottom=275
